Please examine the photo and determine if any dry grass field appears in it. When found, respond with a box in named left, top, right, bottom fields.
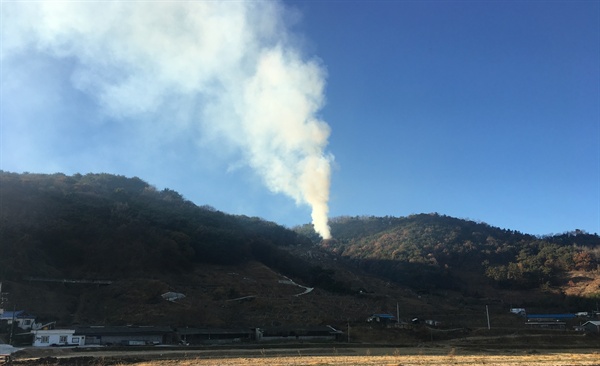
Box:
left=117, top=352, right=600, bottom=366
left=19, top=347, right=593, bottom=366
left=11, top=344, right=600, bottom=366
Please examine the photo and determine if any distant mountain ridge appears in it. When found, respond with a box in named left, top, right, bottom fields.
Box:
left=296, top=213, right=600, bottom=292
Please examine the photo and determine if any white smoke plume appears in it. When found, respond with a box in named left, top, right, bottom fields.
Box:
left=2, top=1, right=332, bottom=239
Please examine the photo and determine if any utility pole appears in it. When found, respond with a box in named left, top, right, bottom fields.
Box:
left=9, top=305, right=16, bottom=345
left=486, top=305, right=491, bottom=330
left=0, top=282, right=4, bottom=315
left=347, top=320, right=350, bottom=343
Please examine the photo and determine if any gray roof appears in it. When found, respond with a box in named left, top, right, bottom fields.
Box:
left=583, top=321, right=600, bottom=326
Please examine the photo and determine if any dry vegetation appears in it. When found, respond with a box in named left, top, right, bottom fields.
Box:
left=11, top=347, right=600, bottom=366
left=109, top=350, right=600, bottom=366
left=563, top=270, right=600, bottom=297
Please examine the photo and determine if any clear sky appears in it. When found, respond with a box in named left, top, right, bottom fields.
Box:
left=1, top=1, right=599, bottom=237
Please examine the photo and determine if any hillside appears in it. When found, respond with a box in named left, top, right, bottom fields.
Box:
left=0, top=172, right=419, bottom=328
left=297, top=214, right=600, bottom=309
left=1, top=171, right=600, bottom=334
left=0, top=171, right=311, bottom=279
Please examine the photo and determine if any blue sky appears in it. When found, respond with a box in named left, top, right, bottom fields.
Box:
left=1, top=1, right=599, bottom=236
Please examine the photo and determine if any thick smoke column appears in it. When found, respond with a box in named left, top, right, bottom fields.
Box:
left=2, top=1, right=332, bottom=238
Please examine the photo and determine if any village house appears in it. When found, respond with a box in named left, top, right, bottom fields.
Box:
left=75, top=325, right=174, bottom=346
left=176, top=327, right=251, bottom=344
left=510, top=308, right=526, bottom=316
left=32, top=329, right=85, bottom=347
left=526, top=313, right=576, bottom=321
left=525, top=313, right=576, bottom=330
left=425, top=319, right=442, bottom=327
left=366, top=314, right=396, bottom=323
left=582, top=320, right=600, bottom=333
left=525, top=321, right=566, bottom=330
left=0, top=310, right=36, bottom=330
left=253, top=325, right=343, bottom=341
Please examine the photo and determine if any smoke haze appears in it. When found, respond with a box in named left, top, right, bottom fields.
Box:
left=2, top=1, right=332, bottom=238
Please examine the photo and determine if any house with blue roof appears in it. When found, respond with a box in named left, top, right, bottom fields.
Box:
left=0, top=310, right=36, bottom=330
left=526, top=313, right=576, bottom=321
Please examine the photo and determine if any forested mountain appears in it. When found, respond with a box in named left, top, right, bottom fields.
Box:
left=2, top=171, right=600, bottom=329
left=297, top=214, right=600, bottom=293
left=0, top=171, right=313, bottom=279
left=1, top=171, right=364, bottom=326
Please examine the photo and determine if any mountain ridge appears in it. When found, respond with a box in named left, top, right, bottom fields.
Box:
left=1, top=171, right=599, bottom=331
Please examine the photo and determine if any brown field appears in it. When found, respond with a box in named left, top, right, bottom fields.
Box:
left=112, top=352, right=600, bottom=366
left=142, top=356, right=599, bottom=366
left=11, top=347, right=600, bottom=366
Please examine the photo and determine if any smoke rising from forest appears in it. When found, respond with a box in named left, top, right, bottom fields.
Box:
left=2, top=1, right=333, bottom=238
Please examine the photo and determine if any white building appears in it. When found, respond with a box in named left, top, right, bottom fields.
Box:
left=32, top=329, right=85, bottom=347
